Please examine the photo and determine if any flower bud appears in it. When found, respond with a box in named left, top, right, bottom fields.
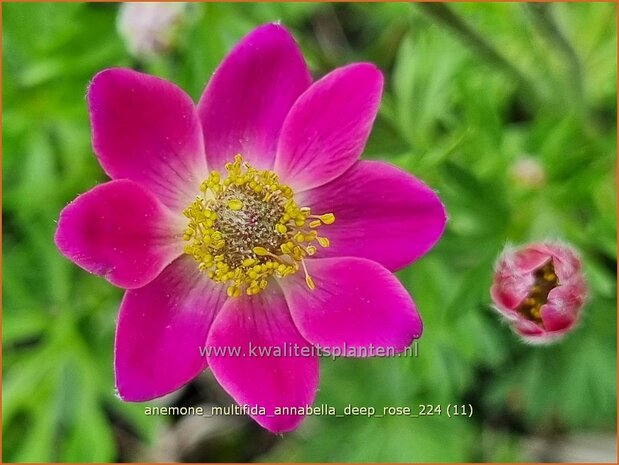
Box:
left=491, top=242, right=587, bottom=344
left=117, top=2, right=188, bottom=60
left=509, top=156, right=546, bottom=188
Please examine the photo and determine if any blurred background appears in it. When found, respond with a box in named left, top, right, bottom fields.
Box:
left=2, top=2, right=617, bottom=462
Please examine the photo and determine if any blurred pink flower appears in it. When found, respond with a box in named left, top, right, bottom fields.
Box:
left=117, top=2, right=188, bottom=59
left=491, top=242, right=587, bottom=344
left=55, top=24, right=446, bottom=432
left=509, top=156, right=546, bottom=188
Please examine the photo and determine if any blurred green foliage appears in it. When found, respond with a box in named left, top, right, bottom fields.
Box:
left=2, top=2, right=616, bottom=462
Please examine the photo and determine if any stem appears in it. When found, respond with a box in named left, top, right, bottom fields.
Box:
left=415, top=3, right=540, bottom=110
left=525, top=3, right=586, bottom=118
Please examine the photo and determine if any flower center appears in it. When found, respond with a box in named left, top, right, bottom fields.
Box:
left=183, top=155, right=334, bottom=297
left=516, top=260, right=559, bottom=325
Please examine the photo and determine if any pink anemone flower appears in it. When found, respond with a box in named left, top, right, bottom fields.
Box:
left=55, top=24, right=447, bottom=432
left=491, top=242, right=587, bottom=345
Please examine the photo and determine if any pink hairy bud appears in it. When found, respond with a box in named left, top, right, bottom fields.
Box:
left=491, top=242, right=587, bottom=344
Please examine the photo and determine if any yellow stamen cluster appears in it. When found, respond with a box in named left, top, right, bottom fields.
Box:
left=183, top=155, right=334, bottom=297
left=517, top=260, right=559, bottom=325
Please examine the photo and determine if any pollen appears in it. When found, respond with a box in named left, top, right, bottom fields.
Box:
left=183, top=154, right=334, bottom=297
left=516, top=260, right=560, bottom=326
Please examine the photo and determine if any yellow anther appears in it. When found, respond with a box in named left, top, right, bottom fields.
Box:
left=275, top=224, right=287, bottom=234
left=253, top=247, right=270, bottom=256
left=544, top=273, right=557, bottom=282
left=317, top=237, right=330, bottom=248
left=309, top=220, right=322, bottom=228
left=292, top=246, right=305, bottom=260
left=246, top=287, right=259, bottom=296
left=242, top=257, right=256, bottom=267
left=227, top=285, right=241, bottom=297
left=319, top=213, right=335, bottom=224
left=304, top=231, right=318, bottom=241
left=305, top=275, right=315, bottom=290
left=228, top=199, right=243, bottom=211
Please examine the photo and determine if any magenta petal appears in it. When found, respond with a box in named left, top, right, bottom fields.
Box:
left=540, top=281, right=586, bottom=332
left=198, top=24, right=311, bottom=172
left=115, top=256, right=227, bottom=401
left=513, top=319, right=545, bottom=337
left=274, top=63, right=383, bottom=191
left=280, top=257, right=422, bottom=354
left=206, top=287, right=319, bottom=433
left=513, top=318, right=566, bottom=345
left=298, top=161, right=447, bottom=271
left=513, top=247, right=551, bottom=274
left=88, top=68, right=207, bottom=211
left=55, top=180, right=183, bottom=289
left=540, top=304, right=575, bottom=332
left=535, top=243, right=583, bottom=282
